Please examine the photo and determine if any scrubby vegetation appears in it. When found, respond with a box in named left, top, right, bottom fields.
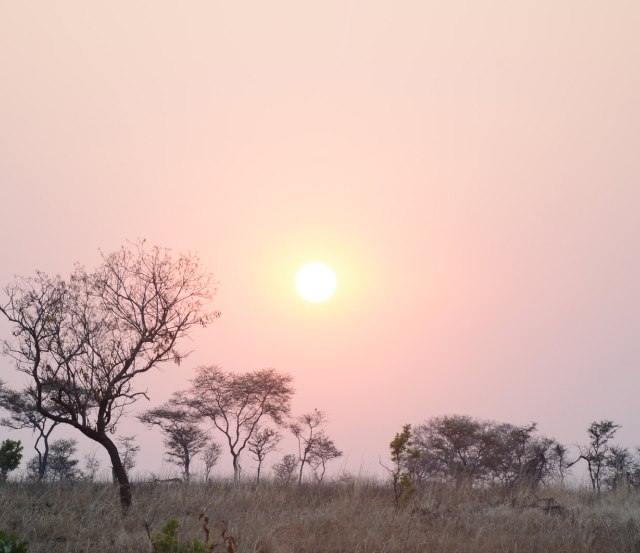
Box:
left=1, top=479, right=640, bottom=552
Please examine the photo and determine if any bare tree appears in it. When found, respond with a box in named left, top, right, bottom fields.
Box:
left=139, top=394, right=207, bottom=482
left=248, top=426, right=282, bottom=483
left=117, top=435, right=140, bottom=477
left=188, top=366, right=294, bottom=481
left=550, top=442, right=571, bottom=485
left=202, top=442, right=222, bottom=483
left=0, top=242, right=218, bottom=508
left=0, top=382, right=60, bottom=481
left=290, top=409, right=341, bottom=485
left=83, top=449, right=101, bottom=481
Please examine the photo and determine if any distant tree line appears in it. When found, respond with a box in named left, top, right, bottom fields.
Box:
left=385, top=416, right=640, bottom=504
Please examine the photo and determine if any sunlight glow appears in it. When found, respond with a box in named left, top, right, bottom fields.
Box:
left=295, top=263, right=337, bottom=303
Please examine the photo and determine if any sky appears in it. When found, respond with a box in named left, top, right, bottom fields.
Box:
left=1, top=1, right=639, bottom=480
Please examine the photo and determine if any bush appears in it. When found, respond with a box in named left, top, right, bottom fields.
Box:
left=0, top=530, right=29, bottom=553
left=151, top=516, right=235, bottom=553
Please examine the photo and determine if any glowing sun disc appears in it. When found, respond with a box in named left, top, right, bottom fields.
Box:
left=295, top=263, right=337, bottom=303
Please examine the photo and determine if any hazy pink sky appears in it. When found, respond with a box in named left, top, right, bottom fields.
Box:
left=1, top=1, right=639, bottom=479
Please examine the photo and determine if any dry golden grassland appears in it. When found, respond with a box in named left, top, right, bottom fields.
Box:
left=1, top=479, right=640, bottom=552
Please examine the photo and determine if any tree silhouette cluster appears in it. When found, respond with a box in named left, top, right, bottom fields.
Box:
left=395, top=415, right=569, bottom=491
left=0, top=242, right=343, bottom=508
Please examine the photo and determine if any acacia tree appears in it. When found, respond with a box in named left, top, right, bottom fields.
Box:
left=0, top=242, right=218, bottom=508
left=139, top=394, right=208, bottom=482
left=308, top=434, right=342, bottom=482
left=188, top=366, right=294, bottom=481
left=409, top=415, right=566, bottom=490
left=247, top=426, right=282, bottom=483
left=26, top=438, right=81, bottom=481
left=576, top=420, right=621, bottom=493
left=0, top=382, right=60, bottom=481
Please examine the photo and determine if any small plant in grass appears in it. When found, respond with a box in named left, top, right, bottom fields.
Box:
left=150, top=515, right=235, bottom=553
left=0, top=530, right=29, bottom=553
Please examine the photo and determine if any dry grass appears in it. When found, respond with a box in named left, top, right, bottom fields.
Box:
left=1, top=479, right=640, bottom=552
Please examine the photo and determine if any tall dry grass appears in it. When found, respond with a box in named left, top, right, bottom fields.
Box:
left=1, top=478, right=640, bottom=552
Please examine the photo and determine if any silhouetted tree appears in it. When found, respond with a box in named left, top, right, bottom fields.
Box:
left=308, top=434, right=342, bottom=482
left=48, top=438, right=80, bottom=480
left=290, top=409, right=341, bottom=484
left=550, top=442, right=572, bottom=485
left=26, top=438, right=81, bottom=481
left=412, top=416, right=494, bottom=485
left=117, top=435, right=140, bottom=477
left=248, top=426, right=282, bottom=483
left=0, top=242, right=218, bottom=508
left=139, top=395, right=207, bottom=482
left=410, top=415, right=566, bottom=490
left=272, top=454, right=299, bottom=484
left=83, top=450, right=101, bottom=481
left=0, top=382, right=60, bottom=481
left=604, top=446, right=634, bottom=490
left=576, top=420, right=620, bottom=493
left=188, top=366, right=294, bottom=481
left=202, top=442, right=222, bottom=483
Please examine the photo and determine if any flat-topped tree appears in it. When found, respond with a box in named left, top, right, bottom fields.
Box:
left=0, top=242, right=218, bottom=508
left=188, top=366, right=294, bottom=481
left=139, top=392, right=208, bottom=483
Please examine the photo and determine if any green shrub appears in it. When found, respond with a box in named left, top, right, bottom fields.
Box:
left=0, top=530, right=29, bottom=553
left=151, top=518, right=210, bottom=553
left=151, top=516, right=236, bottom=553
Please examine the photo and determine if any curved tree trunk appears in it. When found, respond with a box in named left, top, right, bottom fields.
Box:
left=100, top=435, right=131, bottom=509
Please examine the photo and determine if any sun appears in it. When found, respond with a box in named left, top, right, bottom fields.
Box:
left=295, top=262, right=337, bottom=303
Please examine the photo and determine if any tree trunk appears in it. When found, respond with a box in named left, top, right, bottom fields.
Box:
left=232, top=455, right=240, bottom=482
left=184, top=453, right=190, bottom=483
left=256, top=461, right=262, bottom=483
left=100, top=435, right=131, bottom=510
left=36, top=447, right=47, bottom=481
left=35, top=429, right=52, bottom=482
left=297, top=455, right=306, bottom=485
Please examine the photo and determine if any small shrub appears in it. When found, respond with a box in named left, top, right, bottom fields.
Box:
left=0, top=530, right=29, bottom=553
left=150, top=516, right=235, bottom=553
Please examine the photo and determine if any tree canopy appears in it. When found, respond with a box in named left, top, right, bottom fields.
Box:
left=188, top=365, right=294, bottom=481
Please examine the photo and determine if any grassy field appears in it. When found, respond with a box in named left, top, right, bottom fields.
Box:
left=1, top=479, right=640, bottom=552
